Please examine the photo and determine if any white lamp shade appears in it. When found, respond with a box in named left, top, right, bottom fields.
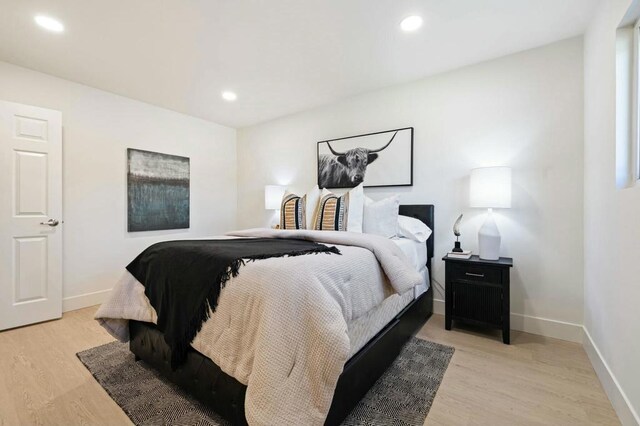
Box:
left=470, top=167, right=512, bottom=208
left=264, top=185, right=286, bottom=210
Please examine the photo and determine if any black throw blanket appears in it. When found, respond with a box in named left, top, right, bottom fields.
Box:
left=126, top=238, right=340, bottom=367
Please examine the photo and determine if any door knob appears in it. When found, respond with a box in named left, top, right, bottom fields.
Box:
left=40, top=219, right=59, bottom=227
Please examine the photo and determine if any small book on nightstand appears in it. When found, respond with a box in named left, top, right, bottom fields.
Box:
left=446, top=250, right=472, bottom=259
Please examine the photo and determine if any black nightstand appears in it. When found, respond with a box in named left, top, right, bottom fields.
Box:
left=442, top=255, right=513, bottom=344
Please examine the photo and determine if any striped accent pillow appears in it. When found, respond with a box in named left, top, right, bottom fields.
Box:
left=280, top=192, right=307, bottom=229
left=314, top=191, right=350, bottom=231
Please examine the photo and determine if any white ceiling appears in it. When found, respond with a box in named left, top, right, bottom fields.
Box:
left=0, top=0, right=599, bottom=128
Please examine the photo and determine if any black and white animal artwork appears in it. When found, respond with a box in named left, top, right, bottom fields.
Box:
left=317, top=127, right=413, bottom=188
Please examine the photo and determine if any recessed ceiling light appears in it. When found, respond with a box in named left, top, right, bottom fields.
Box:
left=221, top=91, right=237, bottom=102
left=34, top=15, right=65, bottom=33
left=400, top=15, right=423, bottom=32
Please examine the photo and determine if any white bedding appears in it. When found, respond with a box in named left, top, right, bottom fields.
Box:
left=96, top=229, right=423, bottom=426
left=345, top=237, right=430, bottom=357
left=393, top=237, right=430, bottom=298
left=346, top=289, right=415, bottom=357
left=393, top=236, right=427, bottom=272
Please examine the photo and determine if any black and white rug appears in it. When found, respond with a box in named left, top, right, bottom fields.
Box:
left=77, top=337, right=454, bottom=426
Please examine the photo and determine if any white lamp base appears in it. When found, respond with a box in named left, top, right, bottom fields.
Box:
left=478, top=209, right=501, bottom=260
left=268, top=210, right=280, bottom=229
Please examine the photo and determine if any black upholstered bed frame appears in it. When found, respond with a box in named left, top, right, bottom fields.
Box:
left=129, top=204, right=434, bottom=425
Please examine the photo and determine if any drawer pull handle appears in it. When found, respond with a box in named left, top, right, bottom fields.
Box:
left=465, top=272, right=485, bottom=278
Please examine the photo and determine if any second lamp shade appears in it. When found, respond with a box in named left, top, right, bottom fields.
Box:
left=469, top=167, right=511, bottom=209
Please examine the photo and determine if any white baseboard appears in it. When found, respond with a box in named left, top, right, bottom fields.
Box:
left=432, top=299, right=583, bottom=342
left=510, top=312, right=583, bottom=342
left=433, top=298, right=446, bottom=315
left=583, top=328, right=640, bottom=426
left=63, top=289, right=111, bottom=312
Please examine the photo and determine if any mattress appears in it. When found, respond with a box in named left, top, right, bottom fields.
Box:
left=346, top=237, right=430, bottom=357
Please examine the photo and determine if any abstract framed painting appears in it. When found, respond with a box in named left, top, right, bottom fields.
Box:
left=317, top=127, right=413, bottom=189
left=127, top=149, right=190, bottom=232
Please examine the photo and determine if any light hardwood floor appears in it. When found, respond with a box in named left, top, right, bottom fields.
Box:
left=0, top=307, right=619, bottom=426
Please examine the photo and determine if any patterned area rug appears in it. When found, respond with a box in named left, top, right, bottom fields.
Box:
left=77, top=337, right=454, bottom=426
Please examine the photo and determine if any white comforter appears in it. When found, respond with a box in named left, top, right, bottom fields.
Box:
left=95, top=228, right=422, bottom=426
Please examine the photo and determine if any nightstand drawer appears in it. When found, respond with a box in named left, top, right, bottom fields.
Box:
left=452, top=281, right=503, bottom=326
left=449, top=263, right=502, bottom=284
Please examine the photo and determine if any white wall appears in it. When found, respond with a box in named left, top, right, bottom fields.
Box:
left=237, top=38, right=585, bottom=341
left=583, top=0, right=640, bottom=424
left=0, top=61, right=237, bottom=311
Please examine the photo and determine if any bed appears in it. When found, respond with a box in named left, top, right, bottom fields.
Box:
left=101, top=204, right=434, bottom=425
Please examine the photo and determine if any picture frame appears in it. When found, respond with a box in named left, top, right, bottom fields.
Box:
left=127, top=148, right=190, bottom=232
left=317, top=127, right=413, bottom=189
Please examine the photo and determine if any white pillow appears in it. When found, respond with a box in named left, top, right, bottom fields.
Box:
left=304, top=185, right=321, bottom=229
left=398, top=215, right=432, bottom=242
left=363, top=195, right=400, bottom=238
left=314, top=184, right=364, bottom=232
left=347, top=184, right=364, bottom=233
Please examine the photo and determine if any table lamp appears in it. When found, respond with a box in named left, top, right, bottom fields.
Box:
left=469, top=167, right=511, bottom=260
left=264, top=185, right=286, bottom=210
left=265, top=185, right=286, bottom=228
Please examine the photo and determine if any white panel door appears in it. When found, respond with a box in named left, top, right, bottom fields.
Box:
left=0, top=100, right=62, bottom=330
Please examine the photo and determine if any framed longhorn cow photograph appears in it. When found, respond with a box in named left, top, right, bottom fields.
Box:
left=317, top=127, right=413, bottom=188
